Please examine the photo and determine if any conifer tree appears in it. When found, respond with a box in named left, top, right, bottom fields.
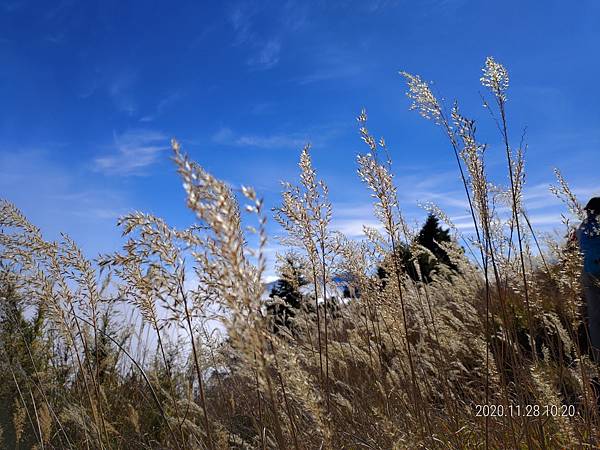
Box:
left=266, top=255, right=307, bottom=335
left=415, top=213, right=458, bottom=279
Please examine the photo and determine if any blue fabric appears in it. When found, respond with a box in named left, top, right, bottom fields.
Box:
left=577, top=214, right=600, bottom=275
left=583, top=273, right=600, bottom=360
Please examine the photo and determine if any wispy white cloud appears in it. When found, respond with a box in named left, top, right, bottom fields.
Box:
left=228, top=2, right=286, bottom=70
left=331, top=218, right=384, bottom=237
left=0, top=148, right=128, bottom=256
left=229, top=3, right=256, bottom=46
left=93, top=129, right=168, bottom=176
left=245, top=242, right=288, bottom=280
left=76, top=67, right=139, bottom=111
left=189, top=23, right=218, bottom=48
left=211, top=121, right=347, bottom=152
left=294, top=44, right=362, bottom=85
left=281, top=1, right=309, bottom=31
left=250, top=102, right=275, bottom=115
left=327, top=203, right=382, bottom=238
left=392, top=170, right=470, bottom=210
left=1, top=0, right=26, bottom=13
left=333, top=204, right=374, bottom=218
left=247, top=38, right=281, bottom=70
left=328, top=169, right=598, bottom=239
left=43, top=31, right=66, bottom=45
left=140, top=91, right=182, bottom=122
left=449, top=181, right=600, bottom=233
left=365, top=0, right=397, bottom=11
left=77, top=73, right=100, bottom=99
left=520, top=182, right=599, bottom=213
left=296, top=64, right=361, bottom=85
left=212, top=127, right=307, bottom=150
left=108, top=70, right=137, bottom=115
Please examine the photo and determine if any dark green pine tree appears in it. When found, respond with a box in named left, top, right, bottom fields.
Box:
left=414, top=213, right=458, bottom=281
left=417, top=214, right=453, bottom=261
left=376, top=214, right=458, bottom=285
left=266, top=257, right=307, bottom=335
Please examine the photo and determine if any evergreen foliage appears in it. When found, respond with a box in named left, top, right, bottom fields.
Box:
left=378, top=213, right=458, bottom=284
left=266, top=256, right=307, bottom=335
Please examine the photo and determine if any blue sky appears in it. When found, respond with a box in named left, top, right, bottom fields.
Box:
left=1, top=0, right=599, bottom=275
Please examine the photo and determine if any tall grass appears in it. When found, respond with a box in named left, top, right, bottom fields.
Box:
left=1, top=57, right=597, bottom=449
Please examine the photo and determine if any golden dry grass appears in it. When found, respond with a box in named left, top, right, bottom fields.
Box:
left=0, top=57, right=598, bottom=449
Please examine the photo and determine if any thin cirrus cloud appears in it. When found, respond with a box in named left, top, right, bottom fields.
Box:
left=247, top=38, right=281, bottom=70
left=0, top=148, right=128, bottom=257
left=228, top=3, right=284, bottom=70
left=332, top=218, right=384, bottom=238
left=212, top=126, right=308, bottom=150
left=327, top=169, right=599, bottom=239
left=93, top=129, right=168, bottom=176
left=139, top=91, right=182, bottom=123
left=293, top=44, right=364, bottom=85
left=229, top=3, right=255, bottom=46
left=328, top=204, right=384, bottom=238
left=107, top=70, right=138, bottom=115
left=295, top=64, right=361, bottom=85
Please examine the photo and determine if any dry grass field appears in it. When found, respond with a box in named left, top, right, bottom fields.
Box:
left=1, top=58, right=598, bottom=449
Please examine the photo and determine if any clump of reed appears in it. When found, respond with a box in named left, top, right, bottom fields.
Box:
left=0, top=57, right=597, bottom=449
